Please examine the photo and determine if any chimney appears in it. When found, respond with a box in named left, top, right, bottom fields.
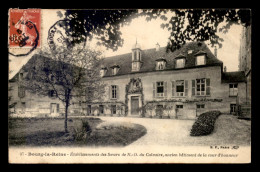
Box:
left=156, top=43, right=160, bottom=51
left=224, top=66, right=227, bottom=72
left=214, top=46, right=217, bottom=57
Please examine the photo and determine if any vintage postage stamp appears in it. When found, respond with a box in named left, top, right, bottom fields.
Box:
left=8, top=9, right=251, bottom=164
left=8, top=9, right=41, bottom=56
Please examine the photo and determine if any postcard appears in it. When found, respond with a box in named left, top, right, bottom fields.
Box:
left=8, top=9, right=251, bottom=164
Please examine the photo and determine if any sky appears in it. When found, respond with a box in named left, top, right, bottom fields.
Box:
left=9, top=9, right=243, bottom=79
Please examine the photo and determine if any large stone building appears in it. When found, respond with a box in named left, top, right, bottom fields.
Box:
left=238, top=25, right=251, bottom=118
left=9, top=41, right=247, bottom=119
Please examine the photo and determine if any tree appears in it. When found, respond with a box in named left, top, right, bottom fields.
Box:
left=8, top=60, right=16, bottom=116
left=22, top=47, right=105, bottom=133
left=63, top=9, right=250, bottom=52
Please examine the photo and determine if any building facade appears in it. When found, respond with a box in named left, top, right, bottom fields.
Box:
left=9, top=41, right=247, bottom=119
left=237, top=25, right=251, bottom=118
left=239, top=25, right=251, bottom=104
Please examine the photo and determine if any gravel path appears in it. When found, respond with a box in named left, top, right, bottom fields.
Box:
left=95, top=115, right=251, bottom=147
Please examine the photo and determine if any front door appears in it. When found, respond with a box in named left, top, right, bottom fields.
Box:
left=131, top=96, right=139, bottom=115
left=51, top=103, right=57, bottom=115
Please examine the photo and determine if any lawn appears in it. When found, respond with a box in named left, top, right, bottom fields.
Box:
left=184, top=114, right=251, bottom=146
left=8, top=117, right=147, bottom=147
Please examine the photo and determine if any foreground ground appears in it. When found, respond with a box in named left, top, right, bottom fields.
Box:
left=8, top=117, right=147, bottom=147
left=8, top=114, right=251, bottom=147
left=97, top=114, right=251, bottom=147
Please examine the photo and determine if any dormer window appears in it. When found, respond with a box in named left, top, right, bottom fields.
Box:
left=176, top=58, right=185, bottom=68
left=196, top=55, right=206, bottom=65
left=19, top=73, right=23, bottom=81
left=132, top=42, right=141, bottom=62
left=175, top=53, right=186, bottom=69
left=111, top=65, right=120, bottom=75
left=156, top=58, right=166, bottom=70
left=132, top=62, right=141, bottom=72
left=100, top=67, right=107, bottom=77
left=112, top=68, right=118, bottom=75
left=195, top=51, right=206, bottom=66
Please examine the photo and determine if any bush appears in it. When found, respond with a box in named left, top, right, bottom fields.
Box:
left=155, top=106, right=163, bottom=118
left=190, top=111, right=221, bottom=136
left=73, top=119, right=92, bottom=141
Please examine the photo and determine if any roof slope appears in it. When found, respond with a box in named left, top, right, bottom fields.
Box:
left=222, top=71, right=246, bottom=83
left=102, top=42, right=223, bottom=77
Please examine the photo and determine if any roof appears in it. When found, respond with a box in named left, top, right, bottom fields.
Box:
left=101, top=42, right=223, bottom=77
left=9, top=54, right=76, bottom=82
left=222, top=71, right=246, bottom=83
left=9, top=42, right=224, bottom=82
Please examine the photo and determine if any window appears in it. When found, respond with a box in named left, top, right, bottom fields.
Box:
left=132, top=62, right=140, bottom=71
left=111, top=85, right=117, bottom=99
left=197, top=104, right=205, bottom=109
left=49, top=90, right=56, bottom=97
left=176, top=105, right=183, bottom=109
left=176, top=80, right=184, bottom=97
left=111, top=67, right=119, bottom=75
left=99, top=105, right=104, bottom=114
left=88, top=105, right=92, bottom=115
left=21, top=102, right=26, bottom=112
left=196, top=79, right=206, bottom=96
left=176, top=59, right=185, bottom=68
left=134, top=51, right=137, bottom=61
left=192, top=79, right=210, bottom=96
left=156, top=82, right=164, bottom=97
left=19, top=73, right=23, bottom=81
left=230, top=104, right=236, bottom=113
left=156, top=61, right=166, bottom=70
left=229, top=84, right=238, bottom=96
left=132, top=50, right=140, bottom=61
left=196, top=55, right=206, bottom=65
left=100, top=69, right=106, bottom=77
left=18, top=85, right=25, bottom=98
left=111, top=105, right=117, bottom=114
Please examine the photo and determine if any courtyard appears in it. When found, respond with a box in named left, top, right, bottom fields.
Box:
left=8, top=114, right=251, bottom=147
left=97, top=114, right=251, bottom=147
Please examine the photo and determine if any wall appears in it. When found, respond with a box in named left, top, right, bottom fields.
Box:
left=9, top=65, right=247, bottom=118
left=239, top=25, right=251, bottom=104
left=8, top=81, right=85, bottom=117
left=99, top=65, right=246, bottom=117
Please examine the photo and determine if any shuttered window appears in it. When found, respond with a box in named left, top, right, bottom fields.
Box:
left=156, top=82, right=164, bottom=97
left=192, top=78, right=210, bottom=96
left=229, top=84, right=238, bottom=96
left=185, top=80, right=188, bottom=96
left=164, top=81, right=167, bottom=98
left=172, top=80, right=188, bottom=97
left=153, top=82, right=156, bottom=98
left=176, top=80, right=184, bottom=97
left=18, top=85, right=25, bottom=98
left=57, top=104, right=59, bottom=113
left=111, top=85, right=118, bottom=99
left=206, top=78, right=210, bottom=96
left=171, top=81, right=175, bottom=97
left=192, top=80, right=195, bottom=96
left=153, top=82, right=167, bottom=98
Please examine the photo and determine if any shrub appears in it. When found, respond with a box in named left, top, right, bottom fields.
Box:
left=190, top=111, right=221, bottom=136
left=155, top=106, right=163, bottom=118
left=73, top=119, right=92, bottom=141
